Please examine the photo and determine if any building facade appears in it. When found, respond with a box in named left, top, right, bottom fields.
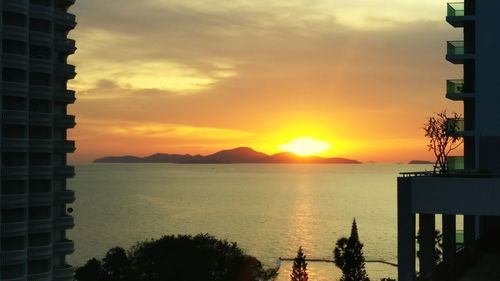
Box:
left=0, top=0, right=76, bottom=280
left=398, top=0, right=500, bottom=280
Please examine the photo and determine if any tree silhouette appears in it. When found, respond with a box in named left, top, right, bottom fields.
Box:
left=424, top=111, right=463, bottom=173
left=290, top=247, right=308, bottom=281
left=75, top=234, right=277, bottom=281
left=334, top=219, right=370, bottom=281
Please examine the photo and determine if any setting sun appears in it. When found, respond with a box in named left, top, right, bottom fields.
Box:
left=279, top=137, right=332, bottom=156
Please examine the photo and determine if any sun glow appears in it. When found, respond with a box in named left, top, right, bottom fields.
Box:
left=279, top=137, right=331, bottom=156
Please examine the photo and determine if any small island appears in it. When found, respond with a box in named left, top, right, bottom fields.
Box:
left=408, top=160, right=434, bottom=164
left=94, top=147, right=361, bottom=164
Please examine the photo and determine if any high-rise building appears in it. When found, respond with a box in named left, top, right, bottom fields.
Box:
left=0, top=0, right=76, bottom=280
left=398, top=0, right=500, bottom=280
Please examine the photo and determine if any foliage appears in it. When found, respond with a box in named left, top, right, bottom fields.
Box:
left=333, top=219, right=370, bottom=281
left=75, top=234, right=278, bottom=281
left=416, top=230, right=443, bottom=264
left=290, top=247, right=308, bottom=281
left=423, top=111, right=463, bottom=173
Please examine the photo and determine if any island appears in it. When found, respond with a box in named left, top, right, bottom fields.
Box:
left=408, top=160, right=434, bottom=164
left=94, top=147, right=361, bottom=164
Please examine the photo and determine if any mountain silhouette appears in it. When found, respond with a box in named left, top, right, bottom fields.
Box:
left=93, top=147, right=361, bottom=164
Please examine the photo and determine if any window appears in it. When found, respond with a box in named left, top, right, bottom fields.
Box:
left=3, top=68, right=27, bottom=83
left=30, top=0, right=51, bottom=6
left=2, top=180, right=26, bottom=194
left=1, top=264, right=24, bottom=279
left=1, top=236, right=26, bottom=251
left=3, top=40, right=27, bottom=55
left=1, top=208, right=26, bottom=223
left=29, top=18, right=51, bottom=33
left=3, top=12, right=26, bottom=27
left=29, top=180, right=51, bottom=193
left=30, top=45, right=51, bottom=59
left=2, top=152, right=27, bottom=166
left=29, top=153, right=52, bottom=166
left=28, top=259, right=50, bottom=274
left=29, top=72, right=51, bottom=86
left=28, top=233, right=50, bottom=247
left=3, top=96, right=26, bottom=111
left=29, top=126, right=51, bottom=139
left=28, top=206, right=51, bottom=220
left=29, top=99, right=52, bottom=113
left=3, top=125, right=27, bottom=139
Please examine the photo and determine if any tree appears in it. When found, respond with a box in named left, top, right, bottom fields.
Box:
left=424, top=111, right=463, bottom=174
left=290, top=247, right=308, bottom=281
left=75, top=234, right=278, bottom=281
left=334, top=219, right=370, bottom=281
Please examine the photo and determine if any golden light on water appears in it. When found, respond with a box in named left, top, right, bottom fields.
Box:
left=279, top=137, right=331, bottom=156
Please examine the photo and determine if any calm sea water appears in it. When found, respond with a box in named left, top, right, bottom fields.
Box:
left=67, top=164, right=431, bottom=281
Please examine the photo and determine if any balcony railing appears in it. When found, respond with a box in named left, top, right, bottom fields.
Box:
left=1, top=221, right=27, bottom=235
left=446, top=118, right=465, bottom=134
left=53, top=240, right=75, bottom=255
left=54, top=89, right=76, bottom=103
left=28, top=219, right=52, bottom=232
left=54, top=190, right=75, bottom=203
left=53, top=264, right=74, bottom=279
left=447, top=41, right=465, bottom=56
left=447, top=2, right=465, bottom=17
left=1, top=193, right=28, bottom=207
left=447, top=156, right=464, bottom=171
left=53, top=215, right=74, bottom=229
left=3, top=0, right=29, bottom=13
left=0, top=249, right=27, bottom=263
left=447, top=79, right=464, bottom=94
left=28, top=245, right=52, bottom=258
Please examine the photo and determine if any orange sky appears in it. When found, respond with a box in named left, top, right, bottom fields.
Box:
left=67, top=0, right=463, bottom=163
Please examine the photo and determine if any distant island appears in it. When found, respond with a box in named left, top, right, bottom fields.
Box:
left=93, top=147, right=361, bottom=164
left=408, top=160, right=434, bottom=164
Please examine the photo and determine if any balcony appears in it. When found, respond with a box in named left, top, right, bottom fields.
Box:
left=55, top=12, right=77, bottom=30
left=3, top=0, right=29, bottom=13
left=29, top=139, right=52, bottom=152
left=446, top=41, right=474, bottom=64
left=30, top=58, right=53, bottom=73
left=54, top=190, right=75, bottom=203
left=1, top=194, right=28, bottom=208
left=29, top=192, right=53, bottom=205
left=3, top=26, right=28, bottom=41
left=1, top=167, right=28, bottom=178
left=3, top=54, right=29, bottom=68
left=4, top=82, right=29, bottom=97
left=446, top=118, right=473, bottom=137
left=53, top=264, right=74, bottom=280
left=2, top=138, right=29, bottom=151
left=28, top=218, right=52, bottom=232
left=0, top=249, right=27, bottom=263
left=53, top=215, right=74, bottom=229
left=54, top=89, right=76, bottom=104
left=2, top=110, right=28, bottom=124
left=29, top=31, right=53, bottom=46
left=1, top=221, right=28, bottom=235
left=30, top=5, right=53, bottom=20
left=54, top=63, right=76, bottom=78
left=27, top=272, right=52, bottom=280
left=55, top=38, right=76, bottom=54
left=29, top=112, right=52, bottom=125
left=28, top=245, right=52, bottom=258
left=447, top=156, right=465, bottom=171
left=53, top=240, right=74, bottom=255
left=29, top=166, right=53, bottom=178
left=54, top=140, right=76, bottom=153
left=446, top=2, right=475, bottom=27
left=54, top=115, right=76, bottom=128
left=30, top=85, right=53, bottom=98
left=446, top=79, right=473, bottom=101
left=54, top=166, right=75, bottom=177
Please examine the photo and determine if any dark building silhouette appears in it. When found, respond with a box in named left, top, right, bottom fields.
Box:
left=398, top=0, right=500, bottom=280
left=0, top=0, right=77, bottom=280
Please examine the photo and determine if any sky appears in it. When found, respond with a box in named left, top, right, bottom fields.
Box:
left=67, top=0, right=463, bottom=163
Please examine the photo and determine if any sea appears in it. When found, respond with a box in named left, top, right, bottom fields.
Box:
left=67, top=163, right=433, bottom=281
